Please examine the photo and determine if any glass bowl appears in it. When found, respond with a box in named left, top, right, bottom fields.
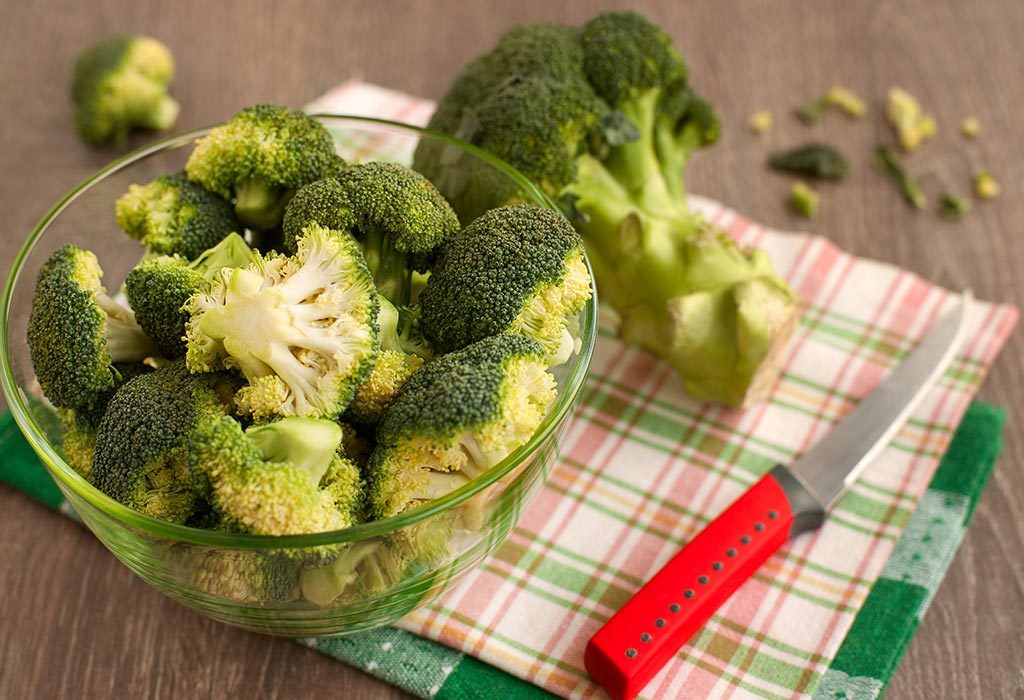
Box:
left=0, top=115, right=597, bottom=637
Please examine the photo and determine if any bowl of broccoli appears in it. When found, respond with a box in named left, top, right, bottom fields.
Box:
left=0, top=109, right=597, bottom=636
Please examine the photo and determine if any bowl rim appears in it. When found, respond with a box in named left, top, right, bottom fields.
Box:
left=0, top=114, right=597, bottom=549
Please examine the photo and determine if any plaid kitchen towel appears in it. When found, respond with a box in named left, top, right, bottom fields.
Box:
left=1, top=81, right=1017, bottom=699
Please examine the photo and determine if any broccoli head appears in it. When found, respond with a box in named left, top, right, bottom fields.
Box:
left=115, top=172, right=242, bottom=260
left=339, top=162, right=460, bottom=306
left=188, top=414, right=361, bottom=535
left=185, top=105, right=341, bottom=231
left=28, top=244, right=157, bottom=411
left=125, top=233, right=255, bottom=359
left=414, top=11, right=798, bottom=407
left=282, top=177, right=356, bottom=254
left=71, top=35, right=179, bottom=145
left=88, top=361, right=237, bottom=523
left=419, top=204, right=591, bottom=364
left=185, top=223, right=379, bottom=420
left=366, top=333, right=556, bottom=520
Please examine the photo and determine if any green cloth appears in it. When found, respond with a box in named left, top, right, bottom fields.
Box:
left=0, top=402, right=1006, bottom=699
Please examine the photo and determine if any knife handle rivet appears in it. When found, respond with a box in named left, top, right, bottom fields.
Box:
left=698, top=575, right=709, bottom=585
left=640, top=633, right=652, bottom=643
left=740, top=535, right=752, bottom=544
left=684, top=589, right=695, bottom=598
left=712, top=561, right=724, bottom=571
left=655, top=618, right=666, bottom=628
left=669, top=603, right=681, bottom=613
left=754, top=522, right=765, bottom=532
left=768, top=510, right=779, bottom=520
left=625, top=648, right=638, bottom=658
left=726, top=548, right=738, bottom=557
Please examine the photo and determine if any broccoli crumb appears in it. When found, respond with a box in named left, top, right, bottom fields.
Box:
left=960, top=117, right=981, bottom=138
left=748, top=110, right=772, bottom=134
left=974, top=172, right=1000, bottom=199
left=938, top=194, right=970, bottom=220
left=790, top=182, right=820, bottom=218
left=825, top=86, right=866, bottom=117
left=886, top=87, right=937, bottom=152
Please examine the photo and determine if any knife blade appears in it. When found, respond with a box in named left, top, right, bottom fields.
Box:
left=585, top=292, right=971, bottom=700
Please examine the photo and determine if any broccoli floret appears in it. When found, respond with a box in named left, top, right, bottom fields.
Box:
left=366, top=334, right=556, bottom=520
left=125, top=233, right=255, bottom=358
left=179, top=547, right=299, bottom=603
left=27, top=245, right=158, bottom=411
left=245, top=417, right=343, bottom=484
left=282, top=178, right=356, bottom=254
left=185, top=105, right=340, bottom=231
left=339, top=162, right=460, bottom=306
left=188, top=415, right=361, bottom=535
left=185, top=223, right=379, bottom=420
left=88, top=361, right=237, bottom=523
left=71, top=35, right=179, bottom=145
left=419, top=205, right=591, bottom=364
left=115, top=172, right=242, bottom=260
left=348, top=349, right=424, bottom=425
left=415, top=12, right=799, bottom=407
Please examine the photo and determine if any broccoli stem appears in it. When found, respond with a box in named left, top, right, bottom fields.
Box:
left=234, top=178, right=288, bottom=231
left=362, top=227, right=411, bottom=305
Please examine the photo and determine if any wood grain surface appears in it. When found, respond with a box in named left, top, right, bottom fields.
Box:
left=1, top=1, right=1022, bottom=698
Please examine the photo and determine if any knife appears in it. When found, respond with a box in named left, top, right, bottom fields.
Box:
left=585, top=292, right=971, bottom=700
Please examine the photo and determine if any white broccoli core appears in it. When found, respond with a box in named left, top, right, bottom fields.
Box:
left=186, top=225, right=376, bottom=418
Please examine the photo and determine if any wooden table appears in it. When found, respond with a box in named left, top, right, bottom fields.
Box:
left=1, top=1, right=1021, bottom=697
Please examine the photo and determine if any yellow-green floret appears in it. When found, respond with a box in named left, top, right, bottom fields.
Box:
left=282, top=177, right=357, bottom=254
left=184, top=223, right=379, bottom=420
left=125, top=233, right=255, bottom=359
left=115, top=171, right=242, bottom=260
left=340, top=162, right=460, bottom=306
left=419, top=204, right=592, bottom=362
left=366, top=333, right=556, bottom=520
left=88, top=361, right=238, bottom=524
left=179, top=547, right=300, bottom=603
left=27, top=244, right=157, bottom=411
left=185, top=104, right=341, bottom=230
left=71, top=35, right=178, bottom=145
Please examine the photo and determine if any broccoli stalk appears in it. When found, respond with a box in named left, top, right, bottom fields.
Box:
left=415, top=12, right=799, bottom=407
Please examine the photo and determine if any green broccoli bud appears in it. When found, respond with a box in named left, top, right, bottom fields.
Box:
left=185, top=223, right=379, bottom=420
left=282, top=177, right=356, bottom=253
left=28, top=244, right=157, bottom=411
left=886, top=87, right=937, bottom=152
left=71, top=35, right=178, bottom=145
left=938, top=193, right=970, bottom=220
left=768, top=144, right=850, bottom=179
left=790, top=182, right=820, bottom=218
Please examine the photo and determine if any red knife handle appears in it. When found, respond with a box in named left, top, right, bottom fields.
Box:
left=585, top=466, right=824, bottom=700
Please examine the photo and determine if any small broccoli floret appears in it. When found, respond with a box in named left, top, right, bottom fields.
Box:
left=115, top=172, right=242, bottom=260
left=886, top=87, right=937, bottom=152
left=125, top=234, right=255, bottom=358
left=185, top=105, right=340, bottom=231
left=419, top=205, right=591, bottom=364
left=340, top=162, right=460, bottom=305
left=188, top=415, right=361, bottom=535
left=366, top=334, right=556, bottom=520
left=416, top=12, right=799, bottom=407
left=88, top=361, right=237, bottom=523
left=348, top=349, right=424, bottom=425
left=282, top=178, right=356, bottom=253
left=179, top=547, right=299, bottom=603
left=71, top=35, right=178, bottom=145
left=185, top=223, right=378, bottom=420
left=28, top=245, right=158, bottom=411
left=768, top=144, right=850, bottom=180
left=58, top=410, right=99, bottom=478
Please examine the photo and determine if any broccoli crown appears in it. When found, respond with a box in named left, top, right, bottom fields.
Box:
left=73, top=362, right=155, bottom=428
left=419, top=205, right=591, bottom=357
left=125, top=234, right=256, bottom=359
left=185, top=223, right=379, bottom=420
left=188, top=414, right=359, bottom=535
left=366, top=333, right=556, bottom=519
left=71, top=35, right=179, bottom=145
left=180, top=547, right=299, bottom=603
left=282, top=178, right=356, bottom=253
left=28, top=244, right=156, bottom=410
left=88, top=361, right=236, bottom=524
left=185, top=105, right=339, bottom=230
left=115, top=171, right=242, bottom=260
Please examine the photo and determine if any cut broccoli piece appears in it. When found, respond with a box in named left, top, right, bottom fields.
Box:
left=415, top=12, right=799, bottom=407
left=366, top=333, right=556, bottom=520
left=886, top=87, right=937, bottom=152
left=185, top=105, right=340, bottom=231
left=419, top=204, right=591, bottom=363
left=185, top=223, right=379, bottom=420
left=790, top=182, right=820, bottom=218
left=340, top=162, right=460, bottom=305
left=115, top=171, right=242, bottom=260
left=188, top=414, right=361, bottom=535
left=28, top=244, right=157, bottom=411
left=875, top=146, right=926, bottom=209
left=179, top=547, right=299, bottom=603
left=282, top=177, right=356, bottom=254
left=974, top=172, right=1000, bottom=199
left=938, top=194, right=970, bottom=220
left=88, top=361, right=238, bottom=524
left=245, top=417, right=342, bottom=484
left=768, top=143, right=850, bottom=179
left=125, top=233, right=255, bottom=359
left=71, top=35, right=178, bottom=145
